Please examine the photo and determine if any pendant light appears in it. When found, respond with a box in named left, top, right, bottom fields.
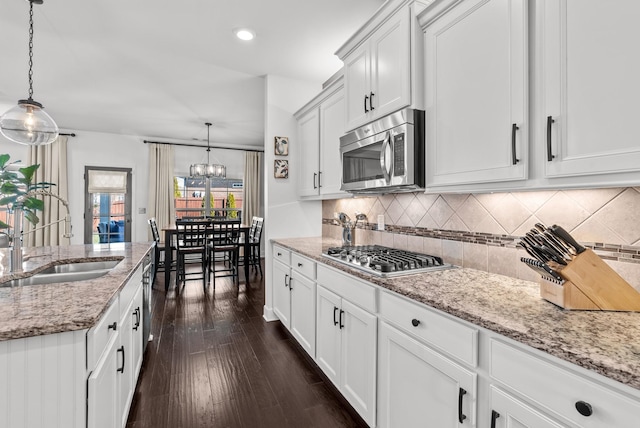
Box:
left=0, top=0, right=59, bottom=146
left=189, top=122, right=226, bottom=178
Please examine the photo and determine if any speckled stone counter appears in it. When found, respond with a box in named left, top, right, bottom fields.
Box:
left=0, top=242, right=153, bottom=341
left=273, top=237, right=640, bottom=392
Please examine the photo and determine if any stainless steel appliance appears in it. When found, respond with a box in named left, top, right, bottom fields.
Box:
left=322, top=245, right=454, bottom=278
left=340, top=108, right=425, bottom=194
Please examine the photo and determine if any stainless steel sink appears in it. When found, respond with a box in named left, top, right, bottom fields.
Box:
left=38, top=260, right=121, bottom=274
left=1, top=259, right=121, bottom=287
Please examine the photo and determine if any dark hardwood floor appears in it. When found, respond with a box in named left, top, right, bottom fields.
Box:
left=126, top=262, right=368, bottom=428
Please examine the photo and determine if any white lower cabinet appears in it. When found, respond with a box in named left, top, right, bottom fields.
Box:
left=87, top=333, right=119, bottom=428
left=272, top=258, right=292, bottom=328
left=377, top=321, right=477, bottom=428
left=490, top=386, right=564, bottom=428
left=316, top=281, right=377, bottom=427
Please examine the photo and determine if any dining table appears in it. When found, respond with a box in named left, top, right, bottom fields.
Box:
left=162, top=220, right=251, bottom=292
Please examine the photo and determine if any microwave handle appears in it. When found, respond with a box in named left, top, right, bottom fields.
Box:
left=379, top=132, right=393, bottom=184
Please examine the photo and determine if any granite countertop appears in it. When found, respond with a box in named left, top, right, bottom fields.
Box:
left=273, top=237, right=640, bottom=392
left=0, top=242, right=153, bottom=342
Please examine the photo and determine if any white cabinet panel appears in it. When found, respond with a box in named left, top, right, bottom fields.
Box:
left=424, top=0, right=528, bottom=186
left=378, top=321, right=476, bottom=428
left=297, top=108, right=321, bottom=197
left=490, top=386, right=565, bottom=428
left=290, top=271, right=316, bottom=358
left=319, top=87, right=346, bottom=195
left=542, top=0, right=640, bottom=178
left=315, top=285, right=342, bottom=386
left=272, top=258, right=291, bottom=329
left=88, top=334, right=119, bottom=428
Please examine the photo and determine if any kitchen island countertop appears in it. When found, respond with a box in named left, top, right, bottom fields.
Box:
left=0, top=242, right=153, bottom=342
left=273, top=237, right=640, bottom=392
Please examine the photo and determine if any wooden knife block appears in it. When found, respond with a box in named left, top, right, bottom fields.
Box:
left=539, top=249, right=640, bottom=311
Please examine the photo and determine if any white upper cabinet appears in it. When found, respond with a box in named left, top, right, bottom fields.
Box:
left=338, top=0, right=426, bottom=132
left=422, top=0, right=528, bottom=188
left=295, top=77, right=347, bottom=199
left=541, top=0, right=640, bottom=179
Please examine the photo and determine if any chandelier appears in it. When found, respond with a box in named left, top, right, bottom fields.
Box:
left=189, top=122, right=226, bottom=178
left=0, top=0, right=59, bottom=146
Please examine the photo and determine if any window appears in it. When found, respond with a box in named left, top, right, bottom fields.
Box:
left=174, top=176, right=243, bottom=221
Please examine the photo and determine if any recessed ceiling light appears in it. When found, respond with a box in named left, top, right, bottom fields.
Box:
left=234, top=28, right=255, bottom=41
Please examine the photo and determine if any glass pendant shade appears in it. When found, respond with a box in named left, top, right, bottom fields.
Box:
left=189, top=122, right=226, bottom=178
left=0, top=99, right=59, bottom=146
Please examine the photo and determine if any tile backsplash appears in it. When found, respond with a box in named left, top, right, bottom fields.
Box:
left=322, top=187, right=640, bottom=290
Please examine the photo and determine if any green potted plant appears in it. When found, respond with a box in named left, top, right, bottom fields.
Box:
left=0, top=153, right=53, bottom=230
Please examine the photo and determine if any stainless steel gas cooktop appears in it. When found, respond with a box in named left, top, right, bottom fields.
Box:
left=322, top=245, right=455, bottom=278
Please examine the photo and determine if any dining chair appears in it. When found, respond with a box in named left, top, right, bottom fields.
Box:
left=175, top=219, right=210, bottom=291
left=247, top=217, right=264, bottom=278
left=207, top=221, right=240, bottom=289
left=148, top=218, right=176, bottom=280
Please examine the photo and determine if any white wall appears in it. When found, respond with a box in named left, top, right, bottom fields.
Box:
left=263, top=74, right=322, bottom=320
left=1, top=130, right=248, bottom=246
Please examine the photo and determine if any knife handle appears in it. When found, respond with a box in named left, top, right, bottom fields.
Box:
left=550, top=225, right=586, bottom=254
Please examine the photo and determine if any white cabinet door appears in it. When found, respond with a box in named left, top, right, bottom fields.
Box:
left=290, top=271, right=316, bottom=358
left=297, top=108, right=320, bottom=197
left=319, top=87, right=346, bottom=196
left=344, top=8, right=411, bottom=131
left=315, top=285, right=342, bottom=387
left=377, top=321, right=476, bottom=428
left=370, top=7, right=411, bottom=120
left=118, top=301, right=134, bottom=428
left=425, top=0, right=528, bottom=187
left=272, top=259, right=291, bottom=329
left=490, top=386, right=564, bottom=428
left=340, top=299, right=377, bottom=428
left=542, top=0, right=640, bottom=178
left=87, top=334, right=119, bottom=428
left=344, top=44, right=371, bottom=131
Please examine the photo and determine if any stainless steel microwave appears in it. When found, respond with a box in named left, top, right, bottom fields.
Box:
left=340, top=108, right=425, bottom=194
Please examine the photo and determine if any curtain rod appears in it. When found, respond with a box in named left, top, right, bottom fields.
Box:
left=143, top=139, right=264, bottom=153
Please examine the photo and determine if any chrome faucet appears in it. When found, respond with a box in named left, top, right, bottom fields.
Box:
left=7, top=191, right=73, bottom=273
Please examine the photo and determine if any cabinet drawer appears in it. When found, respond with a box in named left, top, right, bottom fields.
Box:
left=87, top=297, right=119, bottom=370
left=491, top=339, right=640, bottom=428
left=273, top=245, right=291, bottom=266
left=379, top=290, right=477, bottom=367
left=291, top=253, right=316, bottom=279
left=317, top=264, right=376, bottom=313
left=119, top=264, right=143, bottom=319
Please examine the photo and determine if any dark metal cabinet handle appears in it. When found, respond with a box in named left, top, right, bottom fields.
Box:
left=547, top=116, right=556, bottom=161
left=491, top=410, right=500, bottom=428
left=313, top=172, right=317, bottom=189
left=284, top=274, right=289, bottom=288
left=511, top=123, right=520, bottom=164
left=458, top=388, right=467, bottom=423
left=575, top=401, right=593, bottom=417
left=333, top=306, right=339, bottom=326
left=318, top=171, right=322, bottom=188
left=411, top=318, right=420, bottom=327
left=108, top=322, right=117, bottom=331
left=117, top=346, right=125, bottom=373
left=364, top=95, right=369, bottom=113
left=133, top=307, right=140, bottom=331
left=369, top=92, right=375, bottom=111
left=339, top=309, right=345, bottom=329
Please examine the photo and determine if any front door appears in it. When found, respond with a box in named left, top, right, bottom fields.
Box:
left=84, top=166, right=132, bottom=244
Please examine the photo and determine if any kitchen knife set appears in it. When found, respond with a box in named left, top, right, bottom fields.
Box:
left=518, top=223, right=586, bottom=284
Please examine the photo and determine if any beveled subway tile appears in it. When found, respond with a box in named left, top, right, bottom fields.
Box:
left=534, top=192, right=590, bottom=232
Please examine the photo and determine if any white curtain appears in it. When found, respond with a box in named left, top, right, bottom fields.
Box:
left=147, top=143, right=175, bottom=238
left=25, top=136, right=70, bottom=247
left=242, top=151, right=263, bottom=224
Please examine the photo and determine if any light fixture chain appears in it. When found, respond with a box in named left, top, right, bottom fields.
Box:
left=27, top=0, right=35, bottom=99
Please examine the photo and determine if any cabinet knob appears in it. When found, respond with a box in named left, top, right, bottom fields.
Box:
left=411, top=318, right=420, bottom=327
left=277, top=252, right=282, bottom=256
left=297, top=262, right=303, bottom=267
left=108, top=322, right=117, bottom=331
left=575, top=401, right=593, bottom=417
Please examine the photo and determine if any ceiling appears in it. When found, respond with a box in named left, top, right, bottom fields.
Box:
left=0, top=0, right=385, bottom=149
